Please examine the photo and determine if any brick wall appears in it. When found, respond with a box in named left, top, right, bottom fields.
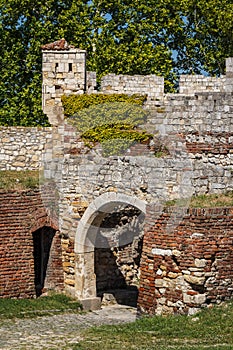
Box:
left=138, top=205, right=233, bottom=315
left=0, top=190, right=64, bottom=298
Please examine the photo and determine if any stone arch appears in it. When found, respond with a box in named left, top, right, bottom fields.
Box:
left=74, top=192, right=146, bottom=309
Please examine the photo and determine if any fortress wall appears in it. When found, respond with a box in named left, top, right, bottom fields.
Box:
left=138, top=206, right=233, bottom=315
left=149, top=92, right=233, bottom=134
left=179, top=75, right=225, bottom=94
left=0, top=127, right=52, bottom=170
left=146, top=91, right=233, bottom=196
left=101, top=74, right=164, bottom=100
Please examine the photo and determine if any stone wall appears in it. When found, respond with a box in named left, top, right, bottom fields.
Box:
left=101, top=74, right=164, bottom=100
left=179, top=75, right=225, bottom=94
left=138, top=205, right=233, bottom=315
left=0, top=42, right=233, bottom=310
left=0, top=190, right=63, bottom=298
left=94, top=205, right=144, bottom=292
left=0, top=127, right=51, bottom=170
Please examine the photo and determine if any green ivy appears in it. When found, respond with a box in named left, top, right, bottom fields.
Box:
left=101, top=139, right=134, bottom=157
left=62, top=93, right=147, bottom=118
left=82, top=123, right=152, bottom=143
left=63, top=93, right=153, bottom=156
left=81, top=123, right=153, bottom=156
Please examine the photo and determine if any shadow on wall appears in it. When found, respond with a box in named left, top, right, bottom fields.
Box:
left=93, top=205, right=145, bottom=307
left=32, top=226, right=56, bottom=297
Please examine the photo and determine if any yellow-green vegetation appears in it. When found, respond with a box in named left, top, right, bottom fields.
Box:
left=72, top=301, right=233, bottom=350
left=82, top=123, right=153, bottom=156
left=0, top=170, right=39, bottom=191
left=0, top=294, right=82, bottom=319
left=62, top=93, right=147, bottom=119
left=63, top=93, right=153, bottom=156
left=190, top=191, right=233, bottom=208
left=166, top=191, right=233, bottom=208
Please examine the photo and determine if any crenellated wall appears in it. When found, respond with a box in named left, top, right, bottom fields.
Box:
left=101, top=74, right=164, bottom=100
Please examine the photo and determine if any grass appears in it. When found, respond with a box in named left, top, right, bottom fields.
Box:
left=0, top=294, right=82, bottom=319
left=166, top=191, right=233, bottom=208
left=0, top=170, right=39, bottom=190
left=0, top=295, right=232, bottom=349
left=0, top=171, right=232, bottom=208
left=72, top=301, right=233, bottom=350
left=190, top=191, right=233, bottom=208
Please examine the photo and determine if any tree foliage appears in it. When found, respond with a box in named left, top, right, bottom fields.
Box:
left=0, top=0, right=232, bottom=126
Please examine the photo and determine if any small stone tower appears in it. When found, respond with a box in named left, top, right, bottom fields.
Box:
left=42, top=39, right=86, bottom=125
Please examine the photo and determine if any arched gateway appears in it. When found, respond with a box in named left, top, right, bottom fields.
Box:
left=75, top=192, right=146, bottom=309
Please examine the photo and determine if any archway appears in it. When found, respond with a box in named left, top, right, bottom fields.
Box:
left=75, top=192, right=146, bottom=309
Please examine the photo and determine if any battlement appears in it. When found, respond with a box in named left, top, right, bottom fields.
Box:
left=42, top=39, right=233, bottom=126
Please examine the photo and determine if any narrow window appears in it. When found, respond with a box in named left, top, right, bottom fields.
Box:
left=68, top=63, right=72, bottom=72
left=55, top=63, right=59, bottom=72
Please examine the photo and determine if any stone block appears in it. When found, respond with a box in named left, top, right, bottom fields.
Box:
left=79, top=297, right=101, bottom=311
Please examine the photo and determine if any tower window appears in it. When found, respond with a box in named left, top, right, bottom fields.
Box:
left=68, top=63, right=72, bottom=72
left=55, top=63, right=59, bottom=71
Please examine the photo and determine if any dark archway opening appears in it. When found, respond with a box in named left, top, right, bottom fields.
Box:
left=94, top=205, right=145, bottom=307
left=33, top=226, right=56, bottom=297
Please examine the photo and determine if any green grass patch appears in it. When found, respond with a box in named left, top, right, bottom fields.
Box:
left=0, top=170, right=39, bottom=190
left=72, top=301, right=233, bottom=349
left=190, top=191, right=233, bottom=208
left=0, top=294, right=82, bottom=319
left=166, top=191, right=233, bottom=208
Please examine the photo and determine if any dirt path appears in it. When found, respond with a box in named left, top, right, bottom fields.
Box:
left=0, top=305, right=137, bottom=349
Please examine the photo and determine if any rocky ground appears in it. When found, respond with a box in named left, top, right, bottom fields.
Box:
left=0, top=304, right=137, bottom=350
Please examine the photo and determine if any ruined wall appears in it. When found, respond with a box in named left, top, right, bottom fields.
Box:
left=0, top=42, right=233, bottom=308
left=0, top=190, right=63, bottom=298
left=138, top=205, right=233, bottom=315
left=94, top=206, right=144, bottom=292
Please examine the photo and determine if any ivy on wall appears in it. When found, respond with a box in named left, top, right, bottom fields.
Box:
left=61, top=93, right=147, bottom=119
left=62, top=93, right=153, bottom=156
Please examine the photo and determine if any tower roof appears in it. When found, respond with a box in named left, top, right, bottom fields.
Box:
left=41, top=38, right=75, bottom=51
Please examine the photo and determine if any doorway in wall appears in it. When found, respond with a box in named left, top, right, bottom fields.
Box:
left=94, top=204, right=145, bottom=307
left=32, top=226, right=56, bottom=297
